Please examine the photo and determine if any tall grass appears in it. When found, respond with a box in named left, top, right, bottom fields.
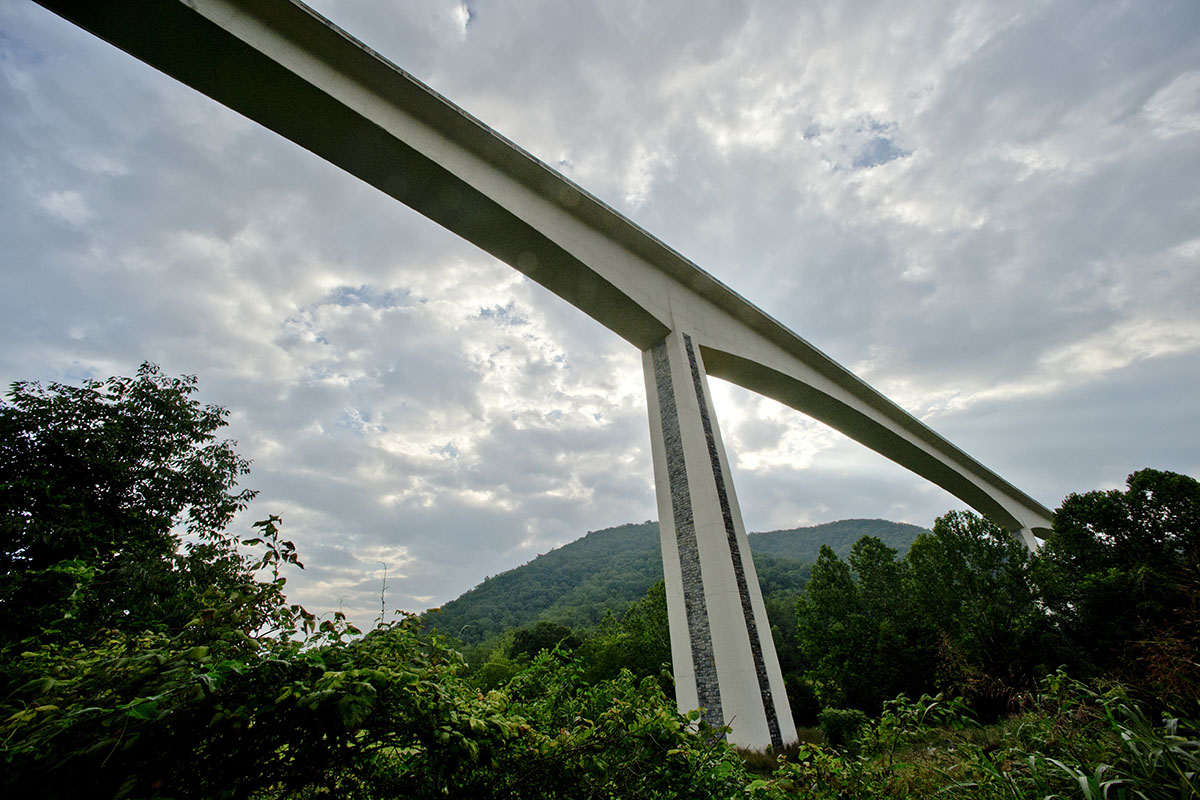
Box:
left=742, top=673, right=1199, bottom=799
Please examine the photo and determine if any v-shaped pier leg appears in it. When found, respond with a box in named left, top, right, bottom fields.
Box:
left=643, top=331, right=797, bottom=750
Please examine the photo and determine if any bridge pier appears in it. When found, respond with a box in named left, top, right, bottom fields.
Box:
left=643, top=330, right=797, bottom=750
left=39, top=0, right=1054, bottom=747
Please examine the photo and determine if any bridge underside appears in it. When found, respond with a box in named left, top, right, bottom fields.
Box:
left=36, top=0, right=1055, bottom=748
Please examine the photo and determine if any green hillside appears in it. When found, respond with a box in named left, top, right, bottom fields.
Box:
left=424, top=519, right=924, bottom=645
left=751, top=518, right=927, bottom=562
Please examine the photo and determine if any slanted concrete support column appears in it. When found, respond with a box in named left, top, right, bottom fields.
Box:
left=38, top=5, right=1057, bottom=745
left=643, top=330, right=797, bottom=750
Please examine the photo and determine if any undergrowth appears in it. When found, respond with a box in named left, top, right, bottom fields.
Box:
left=741, top=671, right=1199, bottom=799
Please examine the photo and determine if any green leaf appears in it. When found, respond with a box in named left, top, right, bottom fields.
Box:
left=123, top=699, right=161, bottom=720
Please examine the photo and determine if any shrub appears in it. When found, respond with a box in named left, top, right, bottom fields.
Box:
left=818, top=707, right=868, bottom=748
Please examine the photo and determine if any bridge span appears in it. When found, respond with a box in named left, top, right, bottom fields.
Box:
left=36, top=0, right=1053, bottom=749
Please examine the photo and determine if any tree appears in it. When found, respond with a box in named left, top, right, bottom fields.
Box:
left=509, top=620, right=581, bottom=661
left=0, top=363, right=256, bottom=644
left=579, top=579, right=672, bottom=688
left=796, top=539, right=939, bottom=714
left=1037, top=468, right=1200, bottom=698
left=906, top=511, right=1053, bottom=711
left=795, top=544, right=876, bottom=710
left=848, top=536, right=938, bottom=706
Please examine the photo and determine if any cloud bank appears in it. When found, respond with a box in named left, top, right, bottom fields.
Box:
left=2, top=0, right=1197, bottom=629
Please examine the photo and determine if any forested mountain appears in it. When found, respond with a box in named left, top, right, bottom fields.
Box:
left=751, top=518, right=926, bottom=562
left=423, top=518, right=925, bottom=645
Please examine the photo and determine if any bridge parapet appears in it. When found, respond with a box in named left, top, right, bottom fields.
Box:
left=36, top=0, right=1054, bottom=747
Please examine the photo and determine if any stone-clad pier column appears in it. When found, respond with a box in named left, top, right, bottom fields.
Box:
left=43, top=0, right=1054, bottom=750
left=642, top=330, right=797, bottom=750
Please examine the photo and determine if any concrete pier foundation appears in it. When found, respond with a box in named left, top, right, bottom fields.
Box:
left=643, top=330, right=797, bottom=750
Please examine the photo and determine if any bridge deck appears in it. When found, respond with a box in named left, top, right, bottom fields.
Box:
left=35, top=0, right=1053, bottom=543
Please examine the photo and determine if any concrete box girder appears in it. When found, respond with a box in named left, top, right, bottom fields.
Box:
left=36, top=0, right=1056, bottom=747
left=32, top=0, right=1050, bottom=544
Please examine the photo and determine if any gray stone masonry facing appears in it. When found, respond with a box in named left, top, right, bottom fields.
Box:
left=683, top=334, right=783, bottom=750
left=651, top=338, right=724, bottom=732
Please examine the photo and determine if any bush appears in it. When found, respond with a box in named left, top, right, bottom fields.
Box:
left=786, top=674, right=822, bottom=726
left=818, top=707, right=868, bottom=748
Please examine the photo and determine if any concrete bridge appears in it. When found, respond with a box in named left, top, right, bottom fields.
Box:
left=36, top=0, right=1054, bottom=750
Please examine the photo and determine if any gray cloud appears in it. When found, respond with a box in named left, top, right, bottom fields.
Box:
left=2, top=0, right=1198, bottom=630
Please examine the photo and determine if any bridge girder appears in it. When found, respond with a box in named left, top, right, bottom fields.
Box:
left=35, top=0, right=1055, bottom=747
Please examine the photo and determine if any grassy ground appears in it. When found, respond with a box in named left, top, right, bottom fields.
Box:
left=735, top=679, right=1199, bottom=799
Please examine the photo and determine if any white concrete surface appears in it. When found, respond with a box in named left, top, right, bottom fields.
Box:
left=33, top=0, right=1052, bottom=544
left=37, top=0, right=1058, bottom=747
left=644, top=330, right=797, bottom=748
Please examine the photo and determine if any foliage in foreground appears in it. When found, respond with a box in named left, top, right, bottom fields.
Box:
left=4, top=366, right=1199, bottom=799
left=1, top=613, right=749, bottom=799
left=0, top=366, right=749, bottom=798
left=748, top=675, right=1199, bottom=799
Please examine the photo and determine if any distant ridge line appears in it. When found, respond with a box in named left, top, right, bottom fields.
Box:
left=424, top=518, right=926, bottom=645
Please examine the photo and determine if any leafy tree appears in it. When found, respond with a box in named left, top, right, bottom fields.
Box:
left=906, top=511, right=1053, bottom=711
left=1037, top=468, right=1200, bottom=701
left=0, top=363, right=256, bottom=644
left=796, top=544, right=875, bottom=710
left=849, top=536, right=938, bottom=706
left=796, top=539, right=939, bottom=714
left=509, top=620, right=581, bottom=661
left=579, top=579, right=672, bottom=688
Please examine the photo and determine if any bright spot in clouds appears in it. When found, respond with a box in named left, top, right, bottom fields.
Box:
left=1, top=0, right=1197, bottom=631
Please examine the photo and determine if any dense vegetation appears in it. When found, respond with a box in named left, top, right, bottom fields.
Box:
left=421, top=518, right=923, bottom=645
left=2, top=366, right=1196, bottom=798
left=792, top=473, right=1200, bottom=720
left=422, top=518, right=921, bottom=719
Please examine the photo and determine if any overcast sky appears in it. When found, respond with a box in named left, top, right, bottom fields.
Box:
left=3, top=0, right=1198, bottom=630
